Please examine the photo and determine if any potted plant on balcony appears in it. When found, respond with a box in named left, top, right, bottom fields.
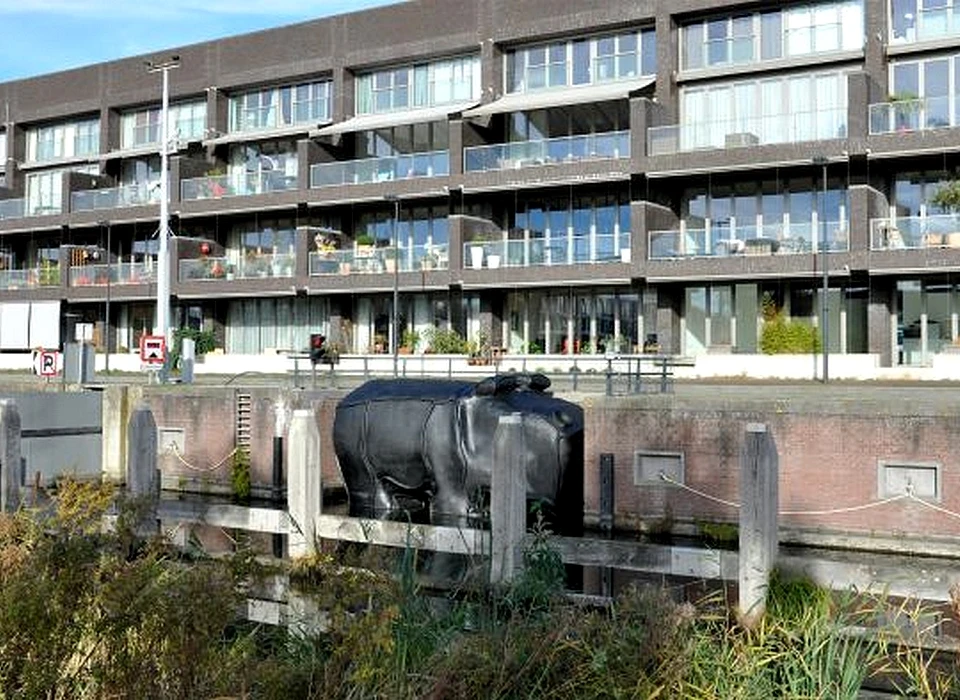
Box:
left=355, top=233, right=376, bottom=257
left=400, top=329, right=420, bottom=354
left=382, top=246, right=397, bottom=273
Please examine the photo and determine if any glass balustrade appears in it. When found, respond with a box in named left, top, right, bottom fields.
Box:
left=310, top=151, right=449, bottom=188
left=181, top=172, right=298, bottom=201
left=648, top=221, right=845, bottom=258
left=647, top=108, right=847, bottom=156
left=69, top=262, right=156, bottom=286
left=464, top=131, right=629, bottom=172
left=868, top=97, right=953, bottom=135
left=870, top=214, right=960, bottom=250
left=0, top=199, right=24, bottom=220
left=0, top=266, right=61, bottom=290
left=179, top=253, right=296, bottom=281
left=462, top=234, right=630, bottom=268
left=71, top=183, right=159, bottom=212
left=309, top=245, right=449, bottom=275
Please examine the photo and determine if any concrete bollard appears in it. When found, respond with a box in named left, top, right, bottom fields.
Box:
left=0, top=400, right=22, bottom=513
left=738, top=423, right=779, bottom=630
left=126, top=404, right=159, bottom=534
left=287, top=409, right=321, bottom=558
left=490, top=413, right=527, bottom=584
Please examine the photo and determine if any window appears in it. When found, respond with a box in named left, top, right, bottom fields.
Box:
left=506, top=29, right=655, bottom=94
left=228, top=140, right=298, bottom=195
left=885, top=54, right=960, bottom=132
left=120, top=102, right=206, bottom=149
left=228, top=80, right=331, bottom=132
left=681, top=0, right=863, bottom=71
left=679, top=69, right=849, bottom=150
left=26, top=118, right=100, bottom=162
left=25, top=164, right=97, bottom=215
left=892, top=0, right=960, bottom=43
left=356, top=55, right=480, bottom=115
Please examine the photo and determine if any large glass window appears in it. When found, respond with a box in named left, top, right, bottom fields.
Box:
left=356, top=55, right=480, bottom=115
left=891, top=0, right=960, bottom=43
left=506, top=28, right=655, bottom=94
left=26, top=118, right=100, bottom=162
left=228, top=80, right=331, bottom=132
left=681, top=0, right=862, bottom=71
left=25, top=164, right=97, bottom=215
left=226, top=297, right=328, bottom=355
left=678, top=68, right=849, bottom=150
left=886, top=54, right=960, bottom=131
left=227, top=140, right=298, bottom=195
left=120, top=100, right=207, bottom=149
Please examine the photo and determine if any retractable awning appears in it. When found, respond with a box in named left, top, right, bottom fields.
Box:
left=461, top=77, right=655, bottom=119
left=311, top=100, right=478, bottom=137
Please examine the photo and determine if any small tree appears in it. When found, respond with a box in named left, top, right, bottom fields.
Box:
left=931, top=180, right=960, bottom=212
left=759, top=292, right=821, bottom=354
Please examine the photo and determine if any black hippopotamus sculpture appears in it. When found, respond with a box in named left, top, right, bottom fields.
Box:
left=333, top=373, right=583, bottom=532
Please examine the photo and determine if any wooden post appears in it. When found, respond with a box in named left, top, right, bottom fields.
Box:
left=490, top=413, right=527, bottom=584
left=0, top=400, right=22, bottom=513
left=287, top=409, right=321, bottom=558
left=738, top=422, right=779, bottom=629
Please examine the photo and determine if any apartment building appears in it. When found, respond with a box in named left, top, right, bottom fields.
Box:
left=0, top=0, right=955, bottom=366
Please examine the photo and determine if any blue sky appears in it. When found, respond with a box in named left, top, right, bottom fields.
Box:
left=0, top=0, right=401, bottom=82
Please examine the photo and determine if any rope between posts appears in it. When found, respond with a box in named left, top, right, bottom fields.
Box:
left=658, top=472, right=925, bottom=516
left=168, top=443, right=239, bottom=473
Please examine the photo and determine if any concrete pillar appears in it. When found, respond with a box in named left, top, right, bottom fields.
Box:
left=0, top=400, right=22, bottom=513
left=738, top=423, right=779, bottom=630
left=126, top=404, right=158, bottom=499
left=287, top=409, right=321, bottom=558
left=490, top=413, right=527, bottom=584
left=101, top=385, right=128, bottom=483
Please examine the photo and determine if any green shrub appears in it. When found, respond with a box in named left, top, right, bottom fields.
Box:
left=424, top=327, right=468, bottom=354
left=170, top=327, right=217, bottom=368
left=760, top=314, right=821, bottom=354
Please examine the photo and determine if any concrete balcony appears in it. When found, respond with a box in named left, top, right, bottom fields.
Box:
left=648, top=222, right=847, bottom=259
left=870, top=214, right=960, bottom=250
left=310, top=151, right=448, bottom=188
left=464, top=131, right=628, bottom=172
left=463, top=233, right=630, bottom=269
left=71, top=183, right=159, bottom=212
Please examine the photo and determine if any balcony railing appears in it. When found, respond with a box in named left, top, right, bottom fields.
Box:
left=71, top=183, right=159, bottom=212
left=464, top=131, right=629, bottom=173
left=310, top=151, right=449, bottom=188
left=69, top=262, right=156, bottom=287
left=181, top=171, right=299, bottom=201
left=463, top=234, right=630, bottom=268
left=869, top=97, right=953, bottom=135
left=647, top=109, right=847, bottom=156
left=0, top=266, right=61, bottom=290
left=0, top=199, right=24, bottom=220
left=309, top=244, right=450, bottom=275
left=648, top=222, right=847, bottom=259
left=178, top=253, right=296, bottom=281
left=870, top=214, right=960, bottom=250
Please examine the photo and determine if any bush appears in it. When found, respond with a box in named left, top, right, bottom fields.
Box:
left=424, top=327, right=468, bottom=354
left=759, top=293, right=821, bottom=354
left=170, top=327, right=217, bottom=369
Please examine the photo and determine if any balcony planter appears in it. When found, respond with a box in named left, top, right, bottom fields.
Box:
left=487, top=254, right=501, bottom=269
left=620, top=248, right=632, bottom=263
left=470, top=245, right=484, bottom=270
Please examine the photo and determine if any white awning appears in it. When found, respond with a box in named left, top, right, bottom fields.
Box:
left=461, top=78, right=655, bottom=118
left=312, top=101, right=478, bottom=137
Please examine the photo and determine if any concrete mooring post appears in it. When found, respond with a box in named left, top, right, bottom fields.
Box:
left=126, top=404, right=159, bottom=534
left=0, top=400, right=22, bottom=513
left=738, top=422, right=779, bottom=630
left=490, top=413, right=527, bottom=585
left=287, top=409, right=321, bottom=558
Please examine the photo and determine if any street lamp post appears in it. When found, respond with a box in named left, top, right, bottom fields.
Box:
left=146, top=55, right=180, bottom=379
left=386, top=195, right=401, bottom=377
left=813, top=156, right=829, bottom=383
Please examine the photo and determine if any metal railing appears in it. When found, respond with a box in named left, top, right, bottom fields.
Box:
left=463, top=234, right=630, bottom=268
left=0, top=199, right=25, bottom=220
left=647, top=108, right=847, bottom=156
left=464, top=131, right=629, bottom=172
left=310, top=150, right=449, bottom=188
